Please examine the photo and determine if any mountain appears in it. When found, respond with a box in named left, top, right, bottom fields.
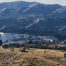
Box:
left=0, top=1, right=63, bottom=17
left=0, top=1, right=66, bottom=41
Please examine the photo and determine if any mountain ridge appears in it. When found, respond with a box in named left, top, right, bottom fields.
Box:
left=0, top=1, right=66, bottom=41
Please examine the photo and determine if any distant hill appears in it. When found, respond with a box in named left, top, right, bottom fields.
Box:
left=0, top=1, right=66, bottom=40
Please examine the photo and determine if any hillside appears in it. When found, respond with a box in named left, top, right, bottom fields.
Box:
left=0, top=48, right=66, bottom=66
left=0, top=1, right=66, bottom=40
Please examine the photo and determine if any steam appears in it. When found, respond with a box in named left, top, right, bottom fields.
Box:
left=58, top=26, right=66, bottom=31
left=25, top=18, right=40, bottom=29
left=48, top=6, right=66, bottom=16
left=0, top=25, right=6, bottom=30
left=23, top=3, right=37, bottom=13
left=0, top=8, right=6, bottom=13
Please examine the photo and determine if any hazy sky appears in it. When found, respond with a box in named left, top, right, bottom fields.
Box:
left=0, top=0, right=66, bottom=6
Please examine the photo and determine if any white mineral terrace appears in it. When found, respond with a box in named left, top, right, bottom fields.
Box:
left=0, top=32, right=24, bottom=42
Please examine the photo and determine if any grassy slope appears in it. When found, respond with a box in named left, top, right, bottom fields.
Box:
left=0, top=48, right=66, bottom=66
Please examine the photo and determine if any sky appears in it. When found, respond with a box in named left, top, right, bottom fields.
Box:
left=0, top=0, right=66, bottom=6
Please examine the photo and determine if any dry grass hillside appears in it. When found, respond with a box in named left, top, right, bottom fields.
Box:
left=0, top=47, right=66, bottom=66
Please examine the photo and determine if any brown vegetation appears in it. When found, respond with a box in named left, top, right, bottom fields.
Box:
left=0, top=48, right=65, bottom=66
